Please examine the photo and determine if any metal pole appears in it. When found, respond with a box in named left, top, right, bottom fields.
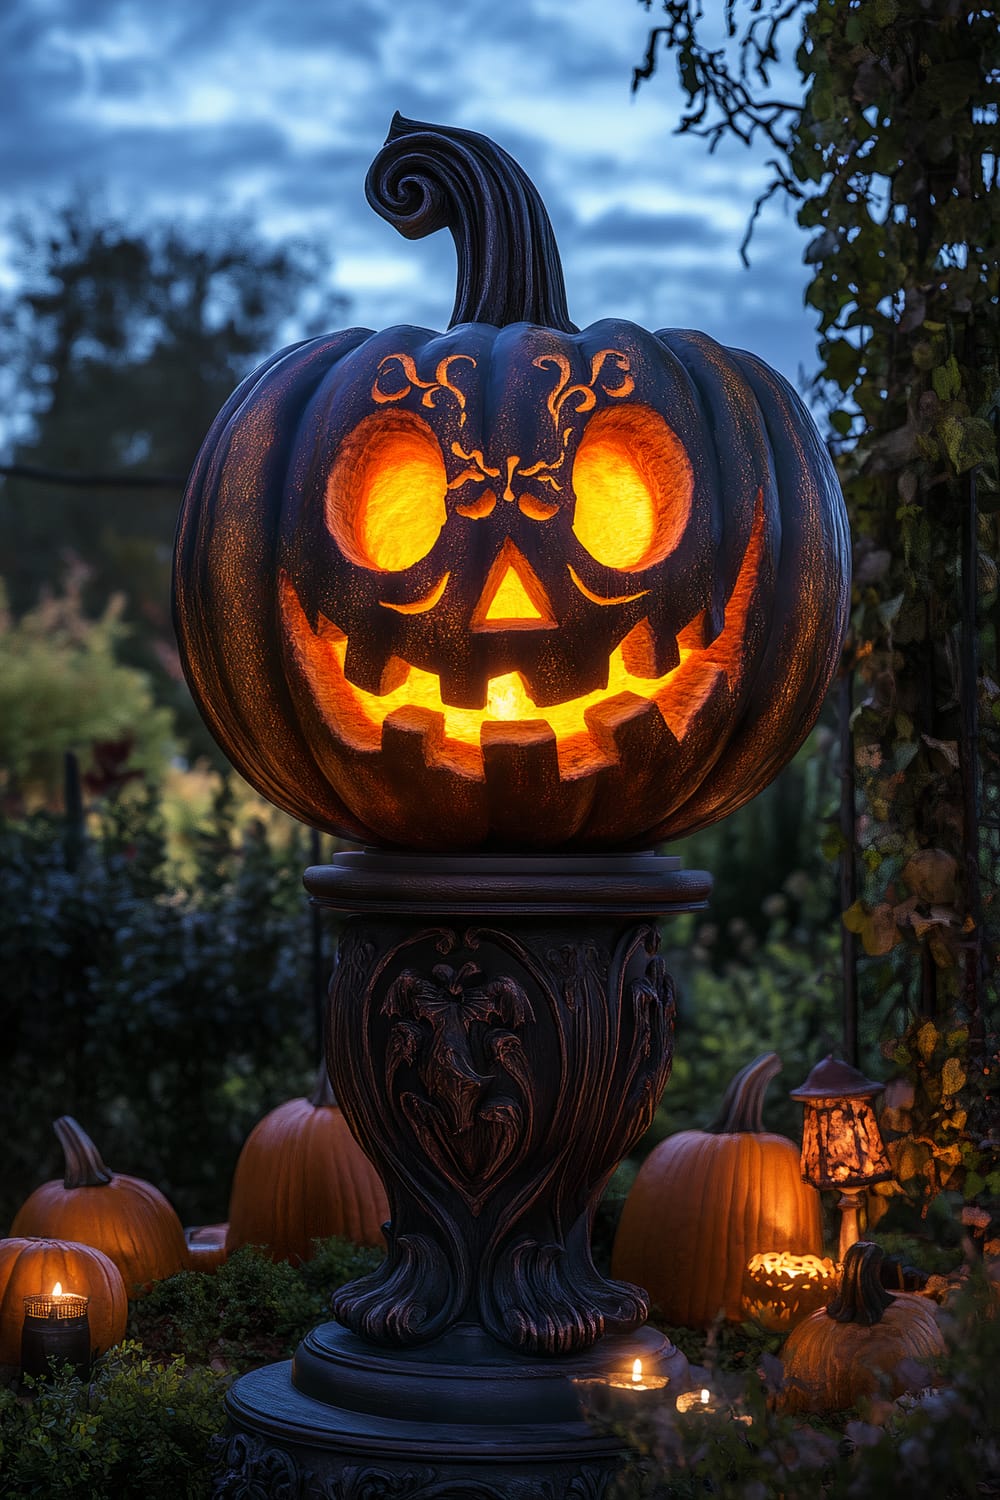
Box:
left=960, top=464, right=985, bottom=1046
left=309, top=826, right=325, bottom=1061
left=838, top=669, right=859, bottom=1066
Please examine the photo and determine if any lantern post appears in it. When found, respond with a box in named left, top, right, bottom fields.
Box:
left=790, top=1055, right=894, bottom=1262
left=175, top=116, right=851, bottom=1498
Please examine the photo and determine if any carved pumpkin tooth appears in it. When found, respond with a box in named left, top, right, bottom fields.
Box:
left=343, top=637, right=394, bottom=697
left=585, top=691, right=679, bottom=771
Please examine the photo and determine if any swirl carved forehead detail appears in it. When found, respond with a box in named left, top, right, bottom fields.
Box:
left=367, top=346, right=638, bottom=519
left=372, top=352, right=476, bottom=425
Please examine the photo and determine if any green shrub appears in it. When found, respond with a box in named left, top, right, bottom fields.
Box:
left=0, top=572, right=175, bottom=808
left=0, top=782, right=324, bottom=1228
left=131, top=1240, right=384, bottom=1370
left=0, top=1342, right=225, bottom=1499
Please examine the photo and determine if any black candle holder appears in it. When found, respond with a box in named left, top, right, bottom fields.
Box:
left=21, top=1291, right=91, bottom=1380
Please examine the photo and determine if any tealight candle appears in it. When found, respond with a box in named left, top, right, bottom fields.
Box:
left=573, top=1357, right=671, bottom=1420
left=21, top=1282, right=91, bottom=1380
left=606, top=1357, right=671, bottom=1394
left=675, top=1386, right=722, bottom=1415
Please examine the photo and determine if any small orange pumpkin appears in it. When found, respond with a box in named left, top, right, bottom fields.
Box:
left=612, top=1053, right=823, bottom=1327
left=10, top=1117, right=188, bottom=1293
left=225, top=1066, right=388, bottom=1264
left=0, top=1237, right=127, bottom=1364
left=780, top=1240, right=946, bottom=1413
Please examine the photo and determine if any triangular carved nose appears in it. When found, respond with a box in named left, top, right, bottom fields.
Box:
left=471, top=539, right=557, bottom=631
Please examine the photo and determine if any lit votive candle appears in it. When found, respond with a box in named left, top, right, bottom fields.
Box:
left=675, top=1386, right=722, bottom=1415
left=608, top=1357, right=671, bottom=1394
left=574, top=1358, right=671, bottom=1420
left=21, top=1282, right=91, bottom=1380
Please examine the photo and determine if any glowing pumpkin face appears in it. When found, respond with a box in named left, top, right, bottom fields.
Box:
left=175, top=116, right=849, bottom=851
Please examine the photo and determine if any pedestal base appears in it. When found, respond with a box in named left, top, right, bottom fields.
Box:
left=213, top=852, right=708, bottom=1498
left=215, top=1321, right=689, bottom=1498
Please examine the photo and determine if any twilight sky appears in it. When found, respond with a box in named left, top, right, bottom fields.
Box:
left=0, top=0, right=817, bottom=391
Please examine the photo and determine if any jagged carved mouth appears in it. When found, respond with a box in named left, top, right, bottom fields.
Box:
left=280, top=496, right=764, bottom=782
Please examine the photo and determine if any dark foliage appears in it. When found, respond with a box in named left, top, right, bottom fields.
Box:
left=131, top=1239, right=384, bottom=1371
left=0, top=781, right=323, bottom=1229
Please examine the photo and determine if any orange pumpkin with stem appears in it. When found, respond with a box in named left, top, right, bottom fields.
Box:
left=226, top=1065, right=388, bottom=1264
left=0, top=1236, right=127, bottom=1363
left=780, top=1240, right=945, bottom=1413
left=10, top=1117, right=188, bottom=1293
left=612, top=1053, right=823, bottom=1327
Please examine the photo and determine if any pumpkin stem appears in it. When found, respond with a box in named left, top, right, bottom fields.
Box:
left=826, top=1241, right=894, bottom=1325
left=54, top=1115, right=114, bottom=1189
left=707, top=1052, right=782, bottom=1134
left=366, top=113, right=578, bottom=333
left=308, top=1064, right=337, bottom=1109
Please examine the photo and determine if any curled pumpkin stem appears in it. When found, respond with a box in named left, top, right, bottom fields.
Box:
left=826, top=1241, right=894, bottom=1326
left=366, top=113, right=578, bottom=334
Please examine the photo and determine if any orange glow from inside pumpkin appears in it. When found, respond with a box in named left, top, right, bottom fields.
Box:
left=574, top=442, right=656, bottom=568
left=571, top=405, right=694, bottom=571
left=282, top=492, right=764, bottom=782
left=472, top=540, right=557, bottom=630
left=326, top=411, right=447, bottom=571
left=485, top=564, right=545, bottom=623
left=745, top=1252, right=838, bottom=1289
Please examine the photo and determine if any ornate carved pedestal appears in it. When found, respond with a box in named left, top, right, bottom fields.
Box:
left=215, top=851, right=709, bottom=1499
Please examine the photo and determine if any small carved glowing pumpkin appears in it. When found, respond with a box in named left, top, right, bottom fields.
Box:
left=174, top=115, right=849, bottom=853
left=225, top=1066, right=388, bottom=1264
left=741, top=1251, right=840, bottom=1332
left=10, top=1117, right=188, bottom=1293
left=779, top=1241, right=946, bottom=1413
left=611, top=1054, right=823, bottom=1328
left=0, top=1237, right=127, bottom=1364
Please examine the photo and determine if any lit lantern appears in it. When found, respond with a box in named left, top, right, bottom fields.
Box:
left=174, top=114, right=850, bottom=854
left=0, top=1237, right=126, bottom=1365
left=790, top=1056, right=893, bottom=1262
left=740, top=1251, right=840, bottom=1332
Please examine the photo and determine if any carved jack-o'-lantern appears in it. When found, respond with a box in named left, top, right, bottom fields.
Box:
left=174, top=116, right=849, bottom=852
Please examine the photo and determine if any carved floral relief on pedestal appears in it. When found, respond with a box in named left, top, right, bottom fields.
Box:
left=327, top=919, right=675, bottom=1356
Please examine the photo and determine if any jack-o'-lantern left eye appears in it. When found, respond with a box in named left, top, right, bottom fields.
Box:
left=326, top=410, right=447, bottom=572
left=572, top=405, right=694, bottom=571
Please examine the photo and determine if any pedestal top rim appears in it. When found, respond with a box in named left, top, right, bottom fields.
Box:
left=304, top=849, right=711, bottom=916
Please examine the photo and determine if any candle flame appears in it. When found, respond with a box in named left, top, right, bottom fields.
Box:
left=52, top=1283, right=63, bottom=1297
left=700, top=1387, right=710, bottom=1403
left=632, top=1358, right=643, bottom=1385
